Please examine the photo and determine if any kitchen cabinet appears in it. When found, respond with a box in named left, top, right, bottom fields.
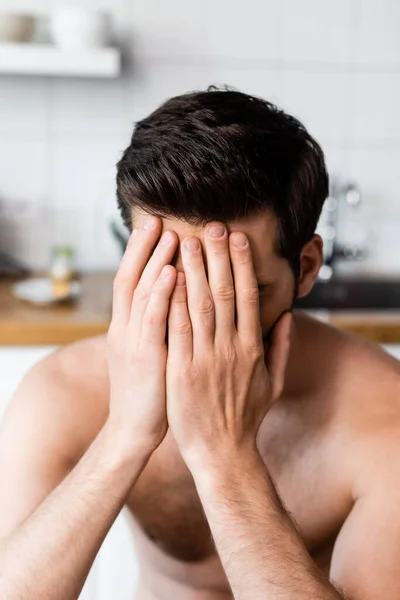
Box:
left=1, top=343, right=400, bottom=600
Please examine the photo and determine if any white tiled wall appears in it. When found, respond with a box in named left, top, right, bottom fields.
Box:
left=0, top=0, right=399, bottom=273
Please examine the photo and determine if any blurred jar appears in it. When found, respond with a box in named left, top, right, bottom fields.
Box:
left=50, top=245, right=74, bottom=299
left=50, top=6, right=110, bottom=49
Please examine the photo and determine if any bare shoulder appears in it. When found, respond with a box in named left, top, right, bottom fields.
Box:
left=296, top=311, right=400, bottom=389
left=302, top=311, right=400, bottom=407
left=297, top=312, right=400, bottom=490
left=7, top=334, right=110, bottom=465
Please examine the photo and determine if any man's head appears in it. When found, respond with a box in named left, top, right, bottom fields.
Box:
left=116, top=87, right=328, bottom=337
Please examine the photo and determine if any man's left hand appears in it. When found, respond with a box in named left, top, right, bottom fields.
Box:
left=166, top=222, right=292, bottom=470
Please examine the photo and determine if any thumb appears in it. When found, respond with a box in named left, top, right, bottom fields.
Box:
left=264, top=312, right=292, bottom=401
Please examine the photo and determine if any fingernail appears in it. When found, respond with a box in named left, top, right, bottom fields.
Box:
left=184, top=238, right=200, bottom=252
left=208, top=223, right=225, bottom=238
left=160, top=231, right=173, bottom=246
left=160, top=267, right=171, bottom=279
left=142, top=216, right=157, bottom=230
left=231, top=232, right=247, bottom=248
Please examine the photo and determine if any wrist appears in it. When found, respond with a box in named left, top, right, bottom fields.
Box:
left=100, top=419, right=157, bottom=472
left=190, top=445, right=283, bottom=517
left=186, top=441, right=264, bottom=487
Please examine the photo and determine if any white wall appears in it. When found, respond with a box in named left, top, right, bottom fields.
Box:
left=1, top=0, right=400, bottom=273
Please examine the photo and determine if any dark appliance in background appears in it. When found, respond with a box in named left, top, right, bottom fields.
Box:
left=0, top=252, right=30, bottom=279
left=295, top=277, right=400, bottom=311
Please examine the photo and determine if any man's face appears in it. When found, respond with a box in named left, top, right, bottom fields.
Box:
left=133, top=210, right=296, bottom=342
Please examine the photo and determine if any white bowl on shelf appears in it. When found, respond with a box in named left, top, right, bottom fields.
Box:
left=0, top=12, right=36, bottom=43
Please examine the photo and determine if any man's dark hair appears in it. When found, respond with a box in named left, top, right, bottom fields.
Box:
left=116, top=86, right=329, bottom=277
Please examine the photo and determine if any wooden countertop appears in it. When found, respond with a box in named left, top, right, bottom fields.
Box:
left=1, top=273, right=400, bottom=345
left=0, top=273, right=113, bottom=346
left=303, top=310, right=400, bottom=344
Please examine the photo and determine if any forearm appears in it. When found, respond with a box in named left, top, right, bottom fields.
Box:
left=0, top=422, right=151, bottom=600
left=192, top=448, right=343, bottom=600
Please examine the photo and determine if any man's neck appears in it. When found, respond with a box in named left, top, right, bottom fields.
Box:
left=280, top=312, right=326, bottom=399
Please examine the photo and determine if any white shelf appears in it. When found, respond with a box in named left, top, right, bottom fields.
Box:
left=0, top=43, right=120, bottom=78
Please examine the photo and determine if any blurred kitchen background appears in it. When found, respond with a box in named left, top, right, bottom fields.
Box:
left=0, top=1, right=399, bottom=599
left=1, top=0, right=400, bottom=275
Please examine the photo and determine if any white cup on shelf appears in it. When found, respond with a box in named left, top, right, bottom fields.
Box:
left=50, top=6, right=110, bottom=49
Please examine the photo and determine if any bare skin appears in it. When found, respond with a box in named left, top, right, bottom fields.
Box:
left=0, top=212, right=400, bottom=599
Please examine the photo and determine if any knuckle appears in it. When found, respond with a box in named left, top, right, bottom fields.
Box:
left=107, top=328, right=131, bottom=360
left=190, top=296, right=214, bottom=315
left=183, top=361, right=200, bottom=381
left=173, top=320, right=192, bottom=336
left=213, top=283, right=235, bottom=301
left=221, top=344, right=239, bottom=366
left=128, top=349, right=145, bottom=367
left=171, top=293, right=187, bottom=305
left=143, top=310, right=159, bottom=328
left=242, top=286, right=259, bottom=304
left=113, top=273, right=128, bottom=293
left=133, top=284, right=149, bottom=303
left=246, top=342, right=264, bottom=361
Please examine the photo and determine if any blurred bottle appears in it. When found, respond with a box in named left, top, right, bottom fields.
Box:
left=50, top=245, right=74, bottom=299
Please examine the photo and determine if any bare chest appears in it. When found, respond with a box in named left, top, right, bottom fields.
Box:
left=126, top=417, right=350, bottom=568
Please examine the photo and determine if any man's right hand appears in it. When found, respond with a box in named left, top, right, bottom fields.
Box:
left=106, top=215, right=179, bottom=456
left=0, top=216, right=180, bottom=600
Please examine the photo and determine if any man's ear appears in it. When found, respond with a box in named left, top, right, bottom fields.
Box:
left=297, top=235, right=323, bottom=298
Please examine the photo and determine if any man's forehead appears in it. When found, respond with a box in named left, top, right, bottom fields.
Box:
left=133, top=210, right=276, bottom=248
left=131, top=209, right=279, bottom=278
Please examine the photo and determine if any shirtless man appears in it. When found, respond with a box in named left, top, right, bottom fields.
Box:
left=0, top=88, right=400, bottom=600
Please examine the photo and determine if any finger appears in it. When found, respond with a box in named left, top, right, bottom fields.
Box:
left=204, top=222, right=235, bottom=340
left=139, top=265, right=177, bottom=347
left=130, top=230, right=179, bottom=334
left=134, top=230, right=179, bottom=296
left=181, top=237, right=214, bottom=349
left=167, top=271, right=193, bottom=363
left=229, top=232, right=262, bottom=343
left=265, top=312, right=292, bottom=401
left=112, top=216, right=162, bottom=326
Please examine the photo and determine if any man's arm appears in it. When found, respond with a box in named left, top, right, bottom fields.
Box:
left=192, top=443, right=400, bottom=600
left=166, top=222, right=400, bottom=599
left=166, top=224, right=343, bottom=600
left=192, top=448, right=342, bottom=600
left=0, top=215, right=180, bottom=599
left=0, top=404, right=151, bottom=600
left=330, top=458, right=400, bottom=599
